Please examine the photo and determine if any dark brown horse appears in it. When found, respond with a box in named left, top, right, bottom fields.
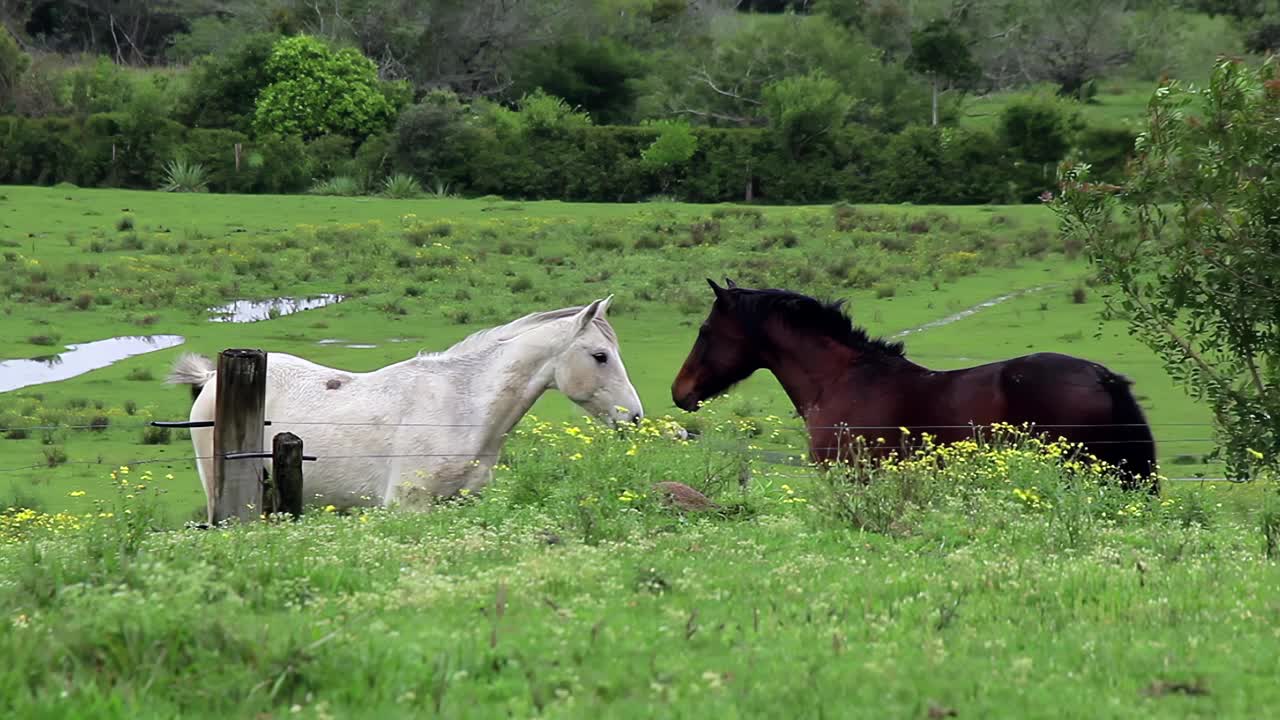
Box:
left=672, top=279, right=1159, bottom=493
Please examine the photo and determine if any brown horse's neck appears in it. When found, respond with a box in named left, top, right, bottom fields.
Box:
left=758, top=322, right=925, bottom=424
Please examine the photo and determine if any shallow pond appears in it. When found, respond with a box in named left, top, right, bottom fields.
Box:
left=1, top=335, right=186, bottom=393
left=317, top=339, right=378, bottom=349
left=208, top=294, right=345, bottom=323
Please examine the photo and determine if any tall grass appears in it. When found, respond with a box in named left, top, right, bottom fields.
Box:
left=0, top=413, right=1273, bottom=717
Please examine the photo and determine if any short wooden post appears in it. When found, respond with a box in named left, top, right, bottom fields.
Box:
left=212, top=349, right=267, bottom=524
left=271, top=432, right=305, bottom=518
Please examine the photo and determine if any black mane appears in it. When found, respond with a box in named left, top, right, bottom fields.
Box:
left=726, top=287, right=905, bottom=357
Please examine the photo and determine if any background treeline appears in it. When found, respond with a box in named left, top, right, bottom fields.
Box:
left=0, top=0, right=1273, bottom=203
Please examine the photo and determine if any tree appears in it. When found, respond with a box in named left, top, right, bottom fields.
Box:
left=17, top=0, right=208, bottom=63
left=999, top=96, right=1077, bottom=165
left=0, top=27, right=31, bottom=112
left=761, top=71, right=851, bottom=154
left=638, top=13, right=928, bottom=132
left=1021, top=0, right=1132, bottom=99
left=1245, top=14, right=1280, bottom=53
left=818, top=0, right=913, bottom=60
left=175, top=33, right=279, bottom=133
left=1186, top=0, right=1271, bottom=19
left=510, top=38, right=646, bottom=124
left=640, top=118, right=698, bottom=192
left=252, top=35, right=398, bottom=141
left=905, top=18, right=978, bottom=126
left=1052, top=56, right=1280, bottom=480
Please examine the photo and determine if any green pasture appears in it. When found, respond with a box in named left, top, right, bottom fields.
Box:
left=1, top=407, right=1276, bottom=719
left=1, top=186, right=1217, bottom=521
left=2, top=186, right=1275, bottom=719
left=960, top=78, right=1153, bottom=132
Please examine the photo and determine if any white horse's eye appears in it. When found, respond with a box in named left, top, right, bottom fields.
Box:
left=591, top=352, right=608, bottom=364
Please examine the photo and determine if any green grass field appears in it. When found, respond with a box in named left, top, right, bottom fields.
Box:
left=3, top=186, right=1273, bottom=718
left=0, top=185, right=1218, bottom=519
left=960, top=78, right=1155, bottom=132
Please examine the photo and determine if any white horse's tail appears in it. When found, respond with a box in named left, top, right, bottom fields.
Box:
left=166, top=353, right=216, bottom=402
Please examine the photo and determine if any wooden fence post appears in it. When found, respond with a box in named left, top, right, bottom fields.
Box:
left=212, top=349, right=267, bottom=524
left=270, top=432, right=305, bottom=518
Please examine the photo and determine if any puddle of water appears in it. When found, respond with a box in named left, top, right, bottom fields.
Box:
left=0, top=335, right=185, bottom=393
left=892, top=285, right=1053, bottom=339
left=315, top=339, right=377, bottom=349
left=208, top=294, right=345, bottom=323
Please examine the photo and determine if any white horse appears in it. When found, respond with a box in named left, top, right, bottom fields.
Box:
left=167, top=297, right=643, bottom=521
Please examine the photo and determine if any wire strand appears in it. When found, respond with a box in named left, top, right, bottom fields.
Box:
left=0, top=419, right=1222, bottom=434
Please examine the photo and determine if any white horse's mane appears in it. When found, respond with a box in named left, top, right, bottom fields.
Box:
left=417, top=305, right=617, bottom=359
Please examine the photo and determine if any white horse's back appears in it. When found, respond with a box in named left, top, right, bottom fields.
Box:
left=187, top=353, right=417, bottom=514
left=171, top=298, right=642, bottom=523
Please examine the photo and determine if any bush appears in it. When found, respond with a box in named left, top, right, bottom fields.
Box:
left=159, top=159, right=209, bottom=192
left=1054, top=57, right=1280, bottom=480
left=1074, top=126, right=1137, bottom=184
left=640, top=119, right=698, bottom=193
left=382, top=173, right=422, bottom=199
left=141, top=426, right=171, bottom=445
left=250, top=134, right=309, bottom=194
left=1000, top=96, right=1078, bottom=166
left=0, top=103, right=1116, bottom=206
left=350, top=132, right=393, bottom=189
left=0, top=117, right=84, bottom=185
left=304, top=135, right=354, bottom=180
left=178, top=128, right=253, bottom=193
left=252, top=36, right=397, bottom=141
left=310, top=176, right=362, bottom=196
left=391, top=90, right=482, bottom=191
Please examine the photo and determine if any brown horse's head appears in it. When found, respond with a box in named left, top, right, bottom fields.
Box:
left=672, top=278, right=762, bottom=411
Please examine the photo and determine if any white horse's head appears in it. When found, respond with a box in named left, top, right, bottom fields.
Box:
left=551, top=296, right=644, bottom=426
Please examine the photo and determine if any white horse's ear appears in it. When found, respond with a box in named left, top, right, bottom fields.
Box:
left=597, top=294, right=614, bottom=316
left=572, top=299, right=605, bottom=336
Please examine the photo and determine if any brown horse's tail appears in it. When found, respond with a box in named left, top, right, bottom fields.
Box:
left=1095, top=369, right=1159, bottom=495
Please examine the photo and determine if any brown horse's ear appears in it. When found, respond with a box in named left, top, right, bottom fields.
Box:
left=724, top=277, right=737, bottom=288
left=711, top=278, right=732, bottom=302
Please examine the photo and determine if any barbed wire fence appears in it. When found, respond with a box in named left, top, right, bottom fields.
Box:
left=0, top=349, right=1253, bottom=512
left=0, top=418, right=1239, bottom=479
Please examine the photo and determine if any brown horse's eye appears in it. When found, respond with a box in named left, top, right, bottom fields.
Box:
left=592, top=352, right=608, bottom=364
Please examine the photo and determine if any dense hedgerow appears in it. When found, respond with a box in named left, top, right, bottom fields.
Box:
left=0, top=115, right=1135, bottom=204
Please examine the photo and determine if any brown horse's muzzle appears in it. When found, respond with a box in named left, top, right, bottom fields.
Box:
left=671, top=372, right=701, bottom=412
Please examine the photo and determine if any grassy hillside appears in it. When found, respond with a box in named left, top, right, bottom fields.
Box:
left=961, top=79, right=1155, bottom=132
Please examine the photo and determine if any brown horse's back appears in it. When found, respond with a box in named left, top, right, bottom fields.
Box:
left=993, top=353, right=1157, bottom=492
